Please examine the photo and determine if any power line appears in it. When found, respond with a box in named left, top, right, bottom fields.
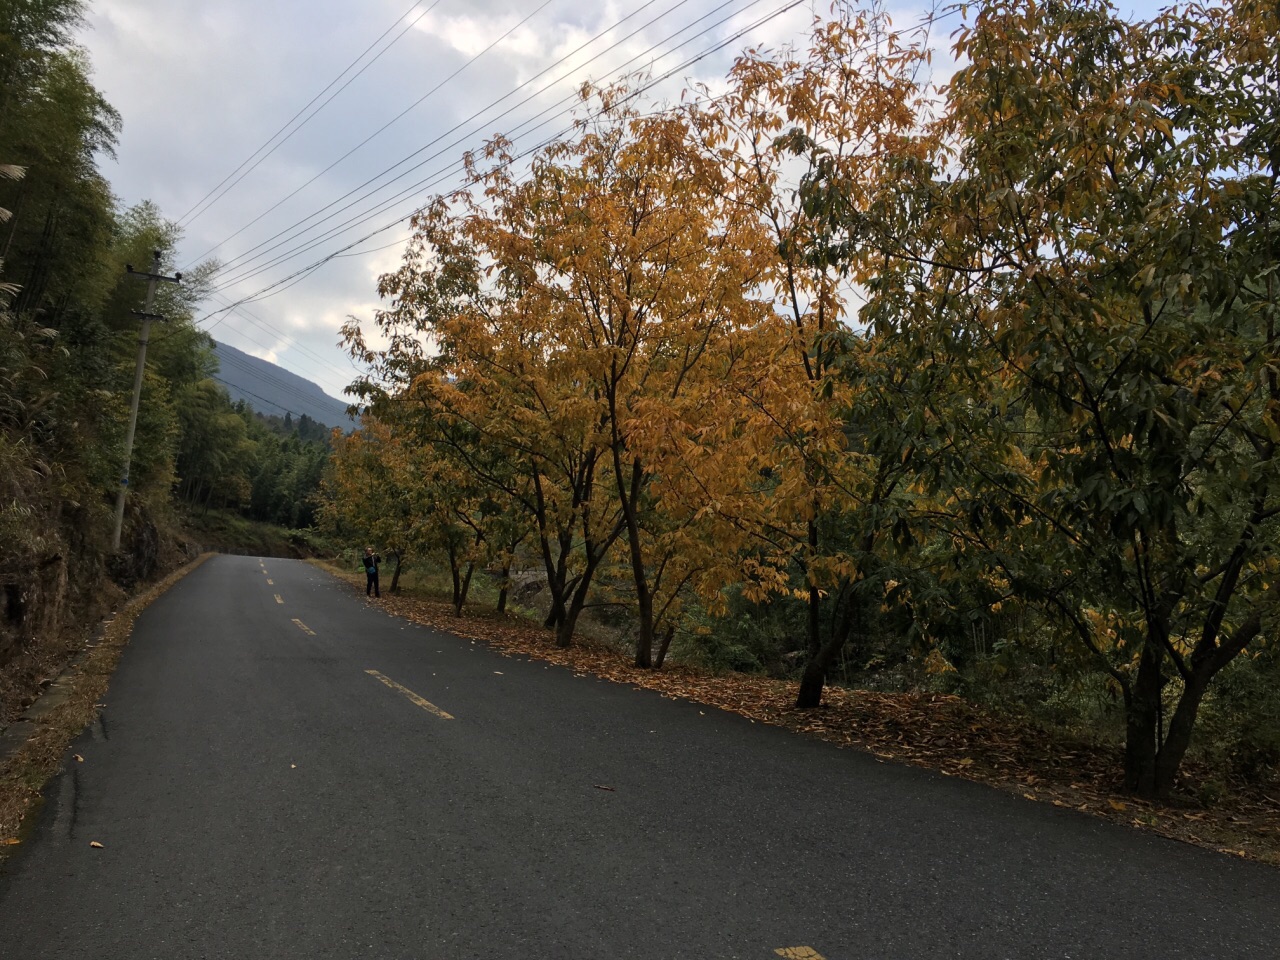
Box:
left=183, top=0, right=560, bottom=270
left=189, top=0, right=683, bottom=274
left=209, top=373, right=330, bottom=423
left=212, top=346, right=348, bottom=412
left=206, top=290, right=360, bottom=382
left=155, top=299, right=356, bottom=396
left=198, top=0, right=809, bottom=321
left=207, top=0, right=771, bottom=292
left=177, top=0, right=440, bottom=229
left=332, top=235, right=412, bottom=258
left=205, top=0, right=638, bottom=282
left=191, top=2, right=947, bottom=407
left=203, top=309, right=359, bottom=396
left=207, top=0, right=807, bottom=311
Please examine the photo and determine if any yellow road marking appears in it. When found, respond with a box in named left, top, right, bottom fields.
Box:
left=274, top=594, right=283, bottom=604
left=365, top=670, right=454, bottom=720
left=292, top=618, right=315, bottom=636
left=775, top=950, right=826, bottom=960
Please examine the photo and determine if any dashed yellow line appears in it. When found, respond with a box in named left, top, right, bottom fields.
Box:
left=274, top=594, right=284, bottom=604
left=292, top=618, right=315, bottom=636
left=365, top=670, right=454, bottom=720
left=267, top=578, right=274, bottom=585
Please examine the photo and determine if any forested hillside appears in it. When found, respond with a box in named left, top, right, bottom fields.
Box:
left=0, top=0, right=331, bottom=721
left=323, top=0, right=1279, bottom=801
left=211, top=340, right=351, bottom=429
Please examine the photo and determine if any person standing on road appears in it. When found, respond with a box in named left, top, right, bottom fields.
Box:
left=362, top=546, right=381, bottom=598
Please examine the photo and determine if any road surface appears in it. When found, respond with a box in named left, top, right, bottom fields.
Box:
left=0, top=555, right=1275, bottom=959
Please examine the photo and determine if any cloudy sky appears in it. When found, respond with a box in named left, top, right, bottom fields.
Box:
left=74, top=0, right=1162, bottom=405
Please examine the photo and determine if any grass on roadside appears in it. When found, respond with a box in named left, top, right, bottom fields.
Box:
left=180, top=508, right=329, bottom=559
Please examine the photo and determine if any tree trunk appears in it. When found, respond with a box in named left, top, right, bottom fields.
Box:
left=654, top=623, right=675, bottom=669
left=609, top=443, right=654, bottom=668
left=389, top=551, right=403, bottom=594
left=795, top=519, right=826, bottom=708
left=537, top=528, right=572, bottom=632
left=1153, top=670, right=1212, bottom=797
left=796, top=622, right=852, bottom=709
left=555, top=614, right=574, bottom=647
left=633, top=590, right=655, bottom=668
left=544, top=595, right=565, bottom=631
left=1123, top=640, right=1165, bottom=797
left=448, top=543, right=463, bottom=615
left=496, top=555, right=511, bottom=614
left=557, top=559, right=599, bottom=648
left=455, top=561, right=475, bottom=615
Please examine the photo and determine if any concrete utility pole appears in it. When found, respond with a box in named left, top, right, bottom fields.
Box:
left=111, top=251, right=182, bottom=553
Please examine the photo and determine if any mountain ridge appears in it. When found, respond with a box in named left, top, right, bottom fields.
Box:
left=211, top=340, right=353, bottom=429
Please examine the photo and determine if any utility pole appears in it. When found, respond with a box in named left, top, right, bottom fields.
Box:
left=111, top=251, right=182, bottom=553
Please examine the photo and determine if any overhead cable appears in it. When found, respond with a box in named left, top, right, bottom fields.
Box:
left=198, top=0, right=809, bottom=323
left=208, top=0, right=772, bottom=292
left=177, top=0, right=442, bottom=230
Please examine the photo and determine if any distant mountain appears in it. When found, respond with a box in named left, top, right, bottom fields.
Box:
left=211, top=340, right=353, bottom=430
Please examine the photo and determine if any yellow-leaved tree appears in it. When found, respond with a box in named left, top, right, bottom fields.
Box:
left=663, top=5, right=939, bottom=706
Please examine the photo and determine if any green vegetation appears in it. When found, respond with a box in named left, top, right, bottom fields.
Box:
left=179, top=507, right=334, bottom=560
left=176, top=393, right=332, bottom=529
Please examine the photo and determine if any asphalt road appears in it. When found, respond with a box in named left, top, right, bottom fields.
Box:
left=0, top=555, right=1275, bottom=959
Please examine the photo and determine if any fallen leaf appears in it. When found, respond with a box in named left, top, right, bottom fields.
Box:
left=291, top=764, right=297, bottom=769
left=593, top=784, right=616, bottom=792
left=74, top=754, right=84, bottom=763
left=3, top=838, right=19, bottom=846
left=1108, top=799, right=1128, bottom=812
left=89, top=841, right=104, bottom=849
left=493, top=671, right=504, bottom=675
